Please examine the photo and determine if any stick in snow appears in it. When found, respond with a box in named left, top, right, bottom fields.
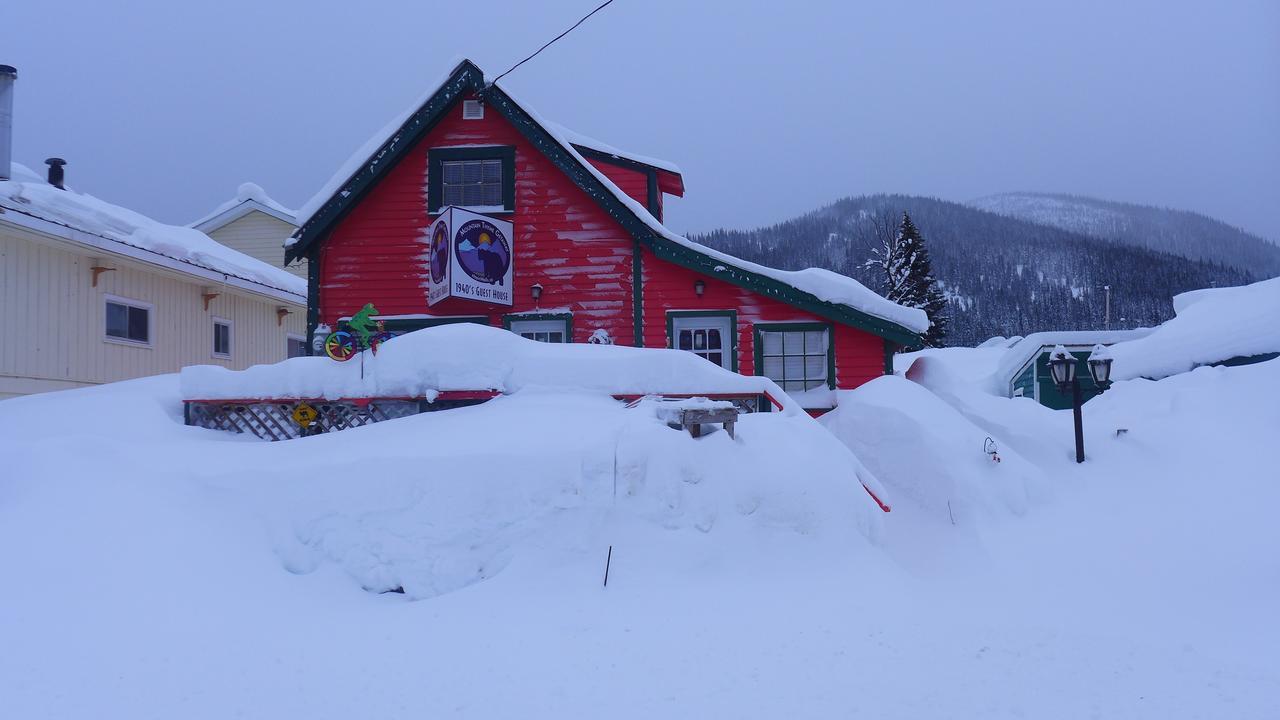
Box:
left=603, top=545, right=613, bottom=587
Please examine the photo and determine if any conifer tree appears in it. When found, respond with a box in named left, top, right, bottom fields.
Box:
left=866, top=212, right=949, bottom=347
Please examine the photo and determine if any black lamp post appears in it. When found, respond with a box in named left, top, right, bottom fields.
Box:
left=1048, top=344, right=1114, bottom=463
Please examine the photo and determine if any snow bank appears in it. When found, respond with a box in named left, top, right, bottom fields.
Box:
left=895, top=344, right=1009, bottom=385
left=3, top=371, right=883, bottom=604
left=2, top=164, right=305, bottom=298
left=4, top=346, right=1280, bottom=716
left=181, top=322, right=793, bottom=405
left=1108, top=276, right=1280, bottom=380
left=823, top=377, right=1048, bottom=527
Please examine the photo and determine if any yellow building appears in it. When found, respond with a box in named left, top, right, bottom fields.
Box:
left=0, top=162, right=306, bottom=400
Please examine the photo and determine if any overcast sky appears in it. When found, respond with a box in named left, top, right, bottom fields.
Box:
left=4, top=0, right=1278, bottom=240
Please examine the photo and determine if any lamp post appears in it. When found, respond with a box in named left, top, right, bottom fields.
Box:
left=1048, top=344, right=1114, bottom=463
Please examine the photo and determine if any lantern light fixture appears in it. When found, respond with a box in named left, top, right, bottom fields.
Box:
left=531, top=283, right=543, bottom=303
left=1087, top=343, right=1113, bottom=387
left=694, top=279, right=706, bottom=297
left=1046, top=343, right=1118, bottom=464
left=1048, top=345, right=1076, bottom=388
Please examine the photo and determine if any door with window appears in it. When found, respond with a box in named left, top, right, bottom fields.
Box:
left=670, top=313, right=735, bottom=370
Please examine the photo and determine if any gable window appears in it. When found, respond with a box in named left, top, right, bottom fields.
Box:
left=212, top=318, right=232, bottom=358
left=505, top=315, right=571, bottom=343
left=105, top=296, right=151, bottom=345
left=443, top=159, right=503, bottom=207
left=754, top=323, right=833, bottom=392
left=428, top=146, right=515, bottom=214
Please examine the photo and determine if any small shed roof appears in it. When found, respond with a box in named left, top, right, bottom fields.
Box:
left=189, top=182, right=297, bottom=233
left=994, top=329, right=1152, bottom=388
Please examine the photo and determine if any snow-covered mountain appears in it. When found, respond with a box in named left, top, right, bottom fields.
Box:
left=968, top=192, right=1280, bottom=276
left=693, top=194, right=1262, bottom=346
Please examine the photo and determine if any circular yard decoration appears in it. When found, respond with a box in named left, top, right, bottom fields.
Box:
left=324, top=331, right=357, bottom=362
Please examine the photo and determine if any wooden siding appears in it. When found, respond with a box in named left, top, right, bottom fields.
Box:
left=207, top=210, right=307, bottom=278
left=585, top=158, right=650, bottom=210
left=319, top=93, right=637, bottom=344
left=640, top=248, right=886, bottom=389
left=315, top=92, right=889, bottom=395
left=0, top=223, right=306, bottom=399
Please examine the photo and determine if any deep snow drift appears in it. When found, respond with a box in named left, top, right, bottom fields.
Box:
left=2, top=353, right=1278, bottom=717
left=1108, top=276, right=1280, bottom=380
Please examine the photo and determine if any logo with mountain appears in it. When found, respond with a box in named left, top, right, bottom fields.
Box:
left=454, top=219, right=511, bottom=285
left=429, top=221, right=449, bottom=284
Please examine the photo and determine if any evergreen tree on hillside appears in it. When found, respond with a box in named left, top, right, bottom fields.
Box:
left=866, top=212, right=949, bottom=347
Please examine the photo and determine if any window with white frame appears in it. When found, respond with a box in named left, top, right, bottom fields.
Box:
left=508, top=317, right=569, bottom=343
left=287, top=335, right=308, bottom=358
left=442, top=159, right=504, bottom=208
left=756, top=325, right=832, bottom=392
left=212, top=317, right=232, bottom=358
left=104, top=296, right=151, bottom=345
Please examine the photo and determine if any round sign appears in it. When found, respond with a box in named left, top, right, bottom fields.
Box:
left=429, top=221, right=449, bottom=284
left=454, top=219, right=510, bottom=285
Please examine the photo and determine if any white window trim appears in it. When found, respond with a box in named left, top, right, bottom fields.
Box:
left=103, top=294, right=154, bottom=348
left=508, top=318, right=569, bottom=343
left=671, top=313, right=735, bottom=370
left=212, top=316, right=233, bottom=359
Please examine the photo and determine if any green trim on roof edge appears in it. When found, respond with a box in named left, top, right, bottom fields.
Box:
left=287, top=59, right=924, bottom=347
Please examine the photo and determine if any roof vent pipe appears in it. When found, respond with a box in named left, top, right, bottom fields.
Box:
left=0, top=65, right=16, bottom=182
left=45, top=158, right=66, bottom=189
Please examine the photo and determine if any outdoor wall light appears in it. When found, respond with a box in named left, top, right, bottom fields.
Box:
left=694, top=279, right=706, bottom=297
left=531, top=283, right=543, bottom=302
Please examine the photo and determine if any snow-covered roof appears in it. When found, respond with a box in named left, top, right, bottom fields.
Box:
left=189, top=182, right=297, bottom=232
left=545, top=121, right=682, bottom=175
left=1, top=163, right=306, bottom=301
left=512, top=95, right=930, bottom=336
left=1107, top=277, right=1280, bottom=380
left=993, top=329, right=1153, bottom=386
left=292, top=62, right=465, bottom=231
left=289, top=60, right=928, bottom=338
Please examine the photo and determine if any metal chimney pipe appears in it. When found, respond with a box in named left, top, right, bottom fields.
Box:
left=0, top=65, right=16, bottom=182
left=45, top=158, right=66, bottom=189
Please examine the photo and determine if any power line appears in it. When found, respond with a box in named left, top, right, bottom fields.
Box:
left=489, top=0, right=617, bottom=87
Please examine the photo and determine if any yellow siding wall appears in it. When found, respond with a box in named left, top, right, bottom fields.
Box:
left=0, top=223, right=306, bottom=399
left=206, top=211, right=307, bottom=278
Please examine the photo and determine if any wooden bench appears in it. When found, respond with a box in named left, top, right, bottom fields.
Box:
left=667, top=405, right=739, bottom=439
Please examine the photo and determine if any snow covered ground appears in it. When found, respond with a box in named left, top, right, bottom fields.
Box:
left=2, top=344, right=1277, bottom=717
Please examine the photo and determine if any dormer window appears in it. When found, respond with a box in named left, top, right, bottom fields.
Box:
left=428, top=146, right=515, bottom=214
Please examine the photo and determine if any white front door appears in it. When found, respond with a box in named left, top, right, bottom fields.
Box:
left=671, top=314, right=734, bottom=370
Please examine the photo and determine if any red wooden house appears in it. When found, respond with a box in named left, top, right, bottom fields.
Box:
left=286, top=59, right=928, bottom=412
